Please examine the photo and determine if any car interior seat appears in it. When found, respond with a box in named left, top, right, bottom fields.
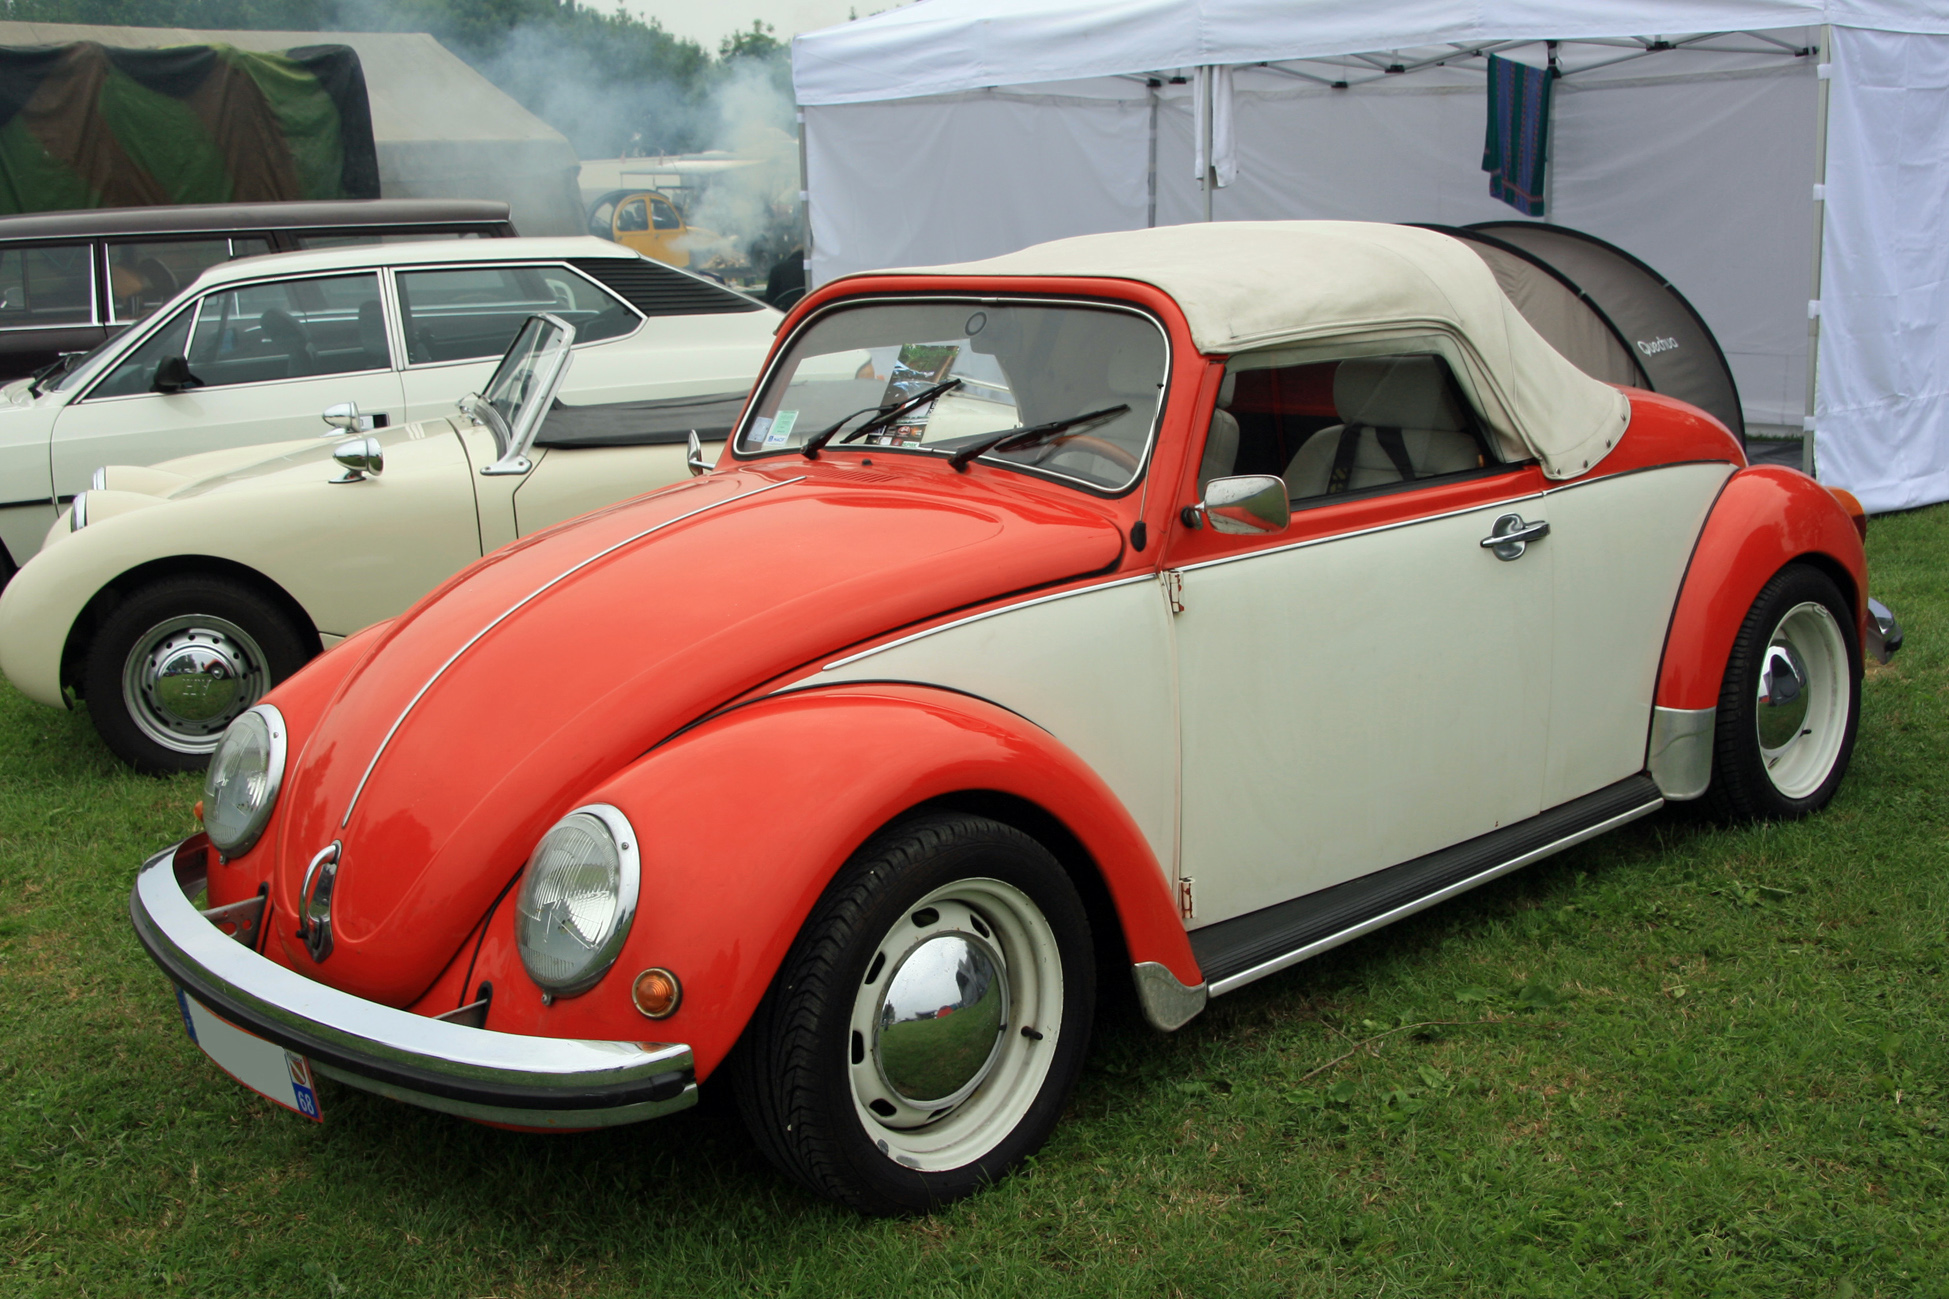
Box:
left=1282, top=356, right=1484, bottom=498
left=1199, top=372, right=1241, bottom=495
left=258, top=307, right=314, bottom=376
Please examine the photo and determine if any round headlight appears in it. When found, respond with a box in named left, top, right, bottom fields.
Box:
left=202, top=704, right=286, bottom=857
left=514, top=804, right=640, bottom=998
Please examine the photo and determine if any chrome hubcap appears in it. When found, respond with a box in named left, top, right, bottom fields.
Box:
left=874, top=931, right=1009, bottom=1109
left=1755, top=601, right=1848, bottom=800
left=846, top=878, right=1064, bottom=1173
left=122, top=615, right=269, bottom=754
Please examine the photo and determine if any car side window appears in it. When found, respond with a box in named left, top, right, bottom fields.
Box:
left=395, top=265, right=639, bottom=365
left=587, top=198, right=618, bottom=239
left=1200, top=353, right=1500, bottom=505
left=88, top=304, right=196, bottom=399
left=180, top=273, right=388, bottom=387
left=616, top=198, right=650, bottom=233
left=106, top=239, right=232, bottom=323
left=650, top=198, right=682, bottom=231
left=0, top=242, right=94, bottom=328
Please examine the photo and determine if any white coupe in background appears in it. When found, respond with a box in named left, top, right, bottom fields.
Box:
left=0, top=235, right=776, bottom=577
left=0, top=312, right=757, bottom=772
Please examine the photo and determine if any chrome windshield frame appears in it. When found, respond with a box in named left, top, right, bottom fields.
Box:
left=730, top=292, right=1174, bottom=499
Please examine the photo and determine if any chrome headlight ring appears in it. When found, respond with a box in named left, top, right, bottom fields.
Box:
left=513, top=803, right=641, bottom=1000
left=202, top=704, right=287, bottom=859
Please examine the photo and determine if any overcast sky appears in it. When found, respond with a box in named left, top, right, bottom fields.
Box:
left=613, top=1, right=909, bottom=52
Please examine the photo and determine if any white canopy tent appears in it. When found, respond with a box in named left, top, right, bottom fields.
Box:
left=793, top=1, right=1949, bottom=512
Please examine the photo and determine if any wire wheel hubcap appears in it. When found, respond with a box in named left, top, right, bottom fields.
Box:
left=847, top=877, right=1063, bottom=1173
left=1755, top=600, right=1848, bottom=800
left=122, top=615, right=269, bottom=754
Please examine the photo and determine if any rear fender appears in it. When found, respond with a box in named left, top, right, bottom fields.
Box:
left=456, top=682, right=1196, bottom=1081
left=1655, top=466, right=1867, bottom=712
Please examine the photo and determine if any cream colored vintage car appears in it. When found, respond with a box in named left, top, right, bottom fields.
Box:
left=0, top=314, right=752, bottom=772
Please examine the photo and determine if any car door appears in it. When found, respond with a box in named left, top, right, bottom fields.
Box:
left=47, top=270, right=403, bottom=498
left=1167, top=351, right=1556, bottom=929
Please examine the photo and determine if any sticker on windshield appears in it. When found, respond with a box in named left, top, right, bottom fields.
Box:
left=762, top=410, right=799, bottom=447
left=879, top=343, right=960, bottom=444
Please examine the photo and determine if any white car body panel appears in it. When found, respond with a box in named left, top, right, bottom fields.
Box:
left=1539, top=463, right=1734, bottom=807
left=807, top=576, right=1181, bottom=878
left=1172, top=494, right=1554, bottom=927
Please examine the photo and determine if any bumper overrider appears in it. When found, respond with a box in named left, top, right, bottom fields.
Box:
left=130, top=838, right=696, bottom=1128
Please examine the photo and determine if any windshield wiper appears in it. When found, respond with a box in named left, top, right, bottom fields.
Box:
left=800, top=377, right=962, bottom=459
left=944, top=403, right=1130, bottom=473
left=26, top=353, right=77, bottom=397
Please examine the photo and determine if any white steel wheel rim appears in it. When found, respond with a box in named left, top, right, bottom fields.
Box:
left=1756, top=600, right=1849, bottom=800
left=846, top=877, right=1063, bottom=1174
left=121, top=614, right=270, bottom=755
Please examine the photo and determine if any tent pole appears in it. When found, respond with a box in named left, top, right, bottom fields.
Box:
left=1803, top=26, right=1832, bottom=477
left=1202, top=66, right=1215, bottom=222
left=1147, top=78, right=1159, bottom=228
left=797, top=108, right=813, bottom=289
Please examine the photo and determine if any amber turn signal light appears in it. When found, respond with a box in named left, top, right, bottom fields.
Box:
left=1827, top=486, right=1869, bottom=542
left=631, top=967, right=682, bottom=1019
left=192, top=800, right=204, bottom=823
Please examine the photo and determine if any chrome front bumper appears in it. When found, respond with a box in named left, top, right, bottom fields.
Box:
left=130, top=839, right=695, bottom=1128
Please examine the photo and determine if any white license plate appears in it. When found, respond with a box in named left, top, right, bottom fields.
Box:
left=176, top=988, right=323, bottom=1122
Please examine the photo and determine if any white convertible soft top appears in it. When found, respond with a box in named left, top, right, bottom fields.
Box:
left=872, top=221, right=1632, bottom=480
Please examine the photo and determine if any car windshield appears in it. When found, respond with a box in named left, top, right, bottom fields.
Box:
left=738, top=301, right=1168, bottom=492
left=471, top=314, right=573, bottom=454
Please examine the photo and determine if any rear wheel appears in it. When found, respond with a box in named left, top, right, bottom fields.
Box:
left=82, top=575, right=311, bottom=774
left=733, top=812, right=1094, bottom=1215
left=1704, top=563, right=1860, bottom=820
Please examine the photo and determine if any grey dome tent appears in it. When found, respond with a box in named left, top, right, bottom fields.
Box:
left=1417, top=223, right=1744, bottom=443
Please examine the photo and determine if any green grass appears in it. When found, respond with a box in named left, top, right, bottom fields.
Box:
left=4, top=506, right=1948, bottom=1297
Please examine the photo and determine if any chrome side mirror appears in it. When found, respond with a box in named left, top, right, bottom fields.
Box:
left=686, top=429, right=709, bottom=477
left=321, top=401, right=377, bottom=434
left=330, top=436, right=384, bottom=484
left=1188, top=474, right=1290, bottom=535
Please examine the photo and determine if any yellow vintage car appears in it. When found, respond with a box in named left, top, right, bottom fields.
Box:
left=586, top=189, right=717, bottom=269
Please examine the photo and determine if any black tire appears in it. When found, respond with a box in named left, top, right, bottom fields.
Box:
left=81, top=574, right=311, bottom=774
left=1703, top=563, right=1861, bottom=820
left=732, top=812, right=1095, bottom=1215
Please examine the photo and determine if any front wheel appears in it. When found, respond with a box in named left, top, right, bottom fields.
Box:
left=1704, top=563, right=1861, bottom=820
left=733, top=812, right=1095, bottom=1215
left=81, top=575, right=311, bottom=774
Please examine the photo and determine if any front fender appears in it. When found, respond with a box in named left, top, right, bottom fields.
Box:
left=1655, top=466, right=1867, bottom=712
left=447, top=683, right=1197, bottom=1081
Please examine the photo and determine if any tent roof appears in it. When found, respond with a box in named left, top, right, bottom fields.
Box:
left=794, top=0, right=1946, bottom=105
left=869, top=220, right=1631, bottom=479
left=0, top=23, right=567, bottom=149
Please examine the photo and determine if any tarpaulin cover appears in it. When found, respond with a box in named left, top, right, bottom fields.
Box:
left=0, top=41, right=378, bottom=214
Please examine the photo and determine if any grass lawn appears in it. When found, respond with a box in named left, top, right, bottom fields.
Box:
left=2, top=505, right=1946, bottom=1298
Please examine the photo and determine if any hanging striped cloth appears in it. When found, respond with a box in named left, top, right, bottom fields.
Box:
left=1482, top=53, right=1553, bottom=217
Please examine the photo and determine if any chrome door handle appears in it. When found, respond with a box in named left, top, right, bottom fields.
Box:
left=1480, top=513, right=1549, bottom=561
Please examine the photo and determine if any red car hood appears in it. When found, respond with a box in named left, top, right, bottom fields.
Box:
left=271, top=464, right=1126, bottom=1003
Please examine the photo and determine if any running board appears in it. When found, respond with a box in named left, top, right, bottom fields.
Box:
left=1193, top=774, right=1663, bottom=997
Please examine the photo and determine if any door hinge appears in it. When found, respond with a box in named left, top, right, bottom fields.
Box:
left=1178, top=876, right=1195, bottom=920
left=1160, top=569, right=1185, bottom=614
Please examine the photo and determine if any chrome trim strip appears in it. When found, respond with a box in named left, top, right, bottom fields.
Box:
left=1647, top=706, right=1716, bottom=801
left=1206, top=798, right=1663, bottom=996
left=342, top=475, right=803, bottom=827
left=131, top=842, right=694, bottom=1124
left=816, top=572, right=1154, bottom=674
left=1131, top=961, right=1208, bottom=1031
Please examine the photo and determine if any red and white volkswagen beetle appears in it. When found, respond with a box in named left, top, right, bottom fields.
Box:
left=132, top=222, right=1899, bottom=1214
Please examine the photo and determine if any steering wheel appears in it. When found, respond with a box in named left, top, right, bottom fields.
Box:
left=1028, top=432, right=1141, bottom=476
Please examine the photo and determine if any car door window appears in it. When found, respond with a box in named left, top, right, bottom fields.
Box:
left=587, top=197, right=618, bottom=239
left=180, top=273, right=388, bottom=388
left=88, top=304, right=196, bottom=399
left=0, top=243, right=94, bottom=328
left=1202, top=353, right=1501, bottom=505
left=395, top=265, right=639, bottom=365
left=650, top=198, right=682, bottom=231
left=616, top=198, right=650, bottom=233
left=106, top=239, right=237, bottom=323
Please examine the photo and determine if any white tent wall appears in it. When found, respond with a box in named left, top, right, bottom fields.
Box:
left=1818, top=26, right=1949, bottom=512
left=797, top=2, right=1949, bottom=513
